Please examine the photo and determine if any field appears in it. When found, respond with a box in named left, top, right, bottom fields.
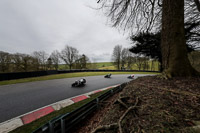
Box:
left=58, top=61, right=160, bottom=71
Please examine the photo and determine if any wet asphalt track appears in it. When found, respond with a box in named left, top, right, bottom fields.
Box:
left=0, top=74, right=150, bottom=123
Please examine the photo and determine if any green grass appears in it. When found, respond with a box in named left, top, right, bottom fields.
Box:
left=95, top=62, right=113, bottom=68
left=132, top=61, right=160, bottom=71
left=58, top=62, right=113, bottom=70
left=96, top=61, right=160, bottom=71
left=0, top=72, right=160, bottom=86
left=58, top=61, right=161, bottom=71
left=99, top=66, right=116, bottom=70
left=58, top=64, right=69, bottom=70
left=11, top=89, right=112, bottom=133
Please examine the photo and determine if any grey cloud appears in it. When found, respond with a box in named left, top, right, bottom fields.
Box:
left=0, top=0, right=131, bottom=62
left=89, top=53, right=111, bottom=62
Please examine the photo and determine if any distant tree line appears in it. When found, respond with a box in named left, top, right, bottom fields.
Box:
left=111, top=45, right=156, bottom=71
left=0, top=45, right=90, bottom=73
left=112, top=42, right=200, bottom=71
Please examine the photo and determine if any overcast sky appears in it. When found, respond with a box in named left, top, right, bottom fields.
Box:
left=0, top=0, right=131, bottom=62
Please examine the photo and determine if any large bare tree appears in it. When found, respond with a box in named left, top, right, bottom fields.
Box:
left=75, top=54, right=90, bottom=69
left=112, top=45, right=122, bottom=70
left=12, top=53, right=31, bottom=72
left=98, top=0, right=200, bottom=77
left=126, top=51, right=136, bottom=70
left=60, top=45, right=79, bottom=70
left=0, top=51, right=11, bottom=72
left=32, top=51, right=49, bottom=70
left=161, top=0, right=197, bottom=77
left=50, top=50, right=60, bottom=70
left=20, top=54, right=33, bottom=72
left=121, top=48, right=128, bottom=69
left=12, top=53, right=22, bottom=72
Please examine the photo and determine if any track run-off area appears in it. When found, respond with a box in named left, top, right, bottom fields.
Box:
left=0, top=74, right=152, bottom=123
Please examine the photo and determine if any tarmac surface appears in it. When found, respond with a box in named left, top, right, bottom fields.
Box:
left=0, top=74, right=149, bottom=123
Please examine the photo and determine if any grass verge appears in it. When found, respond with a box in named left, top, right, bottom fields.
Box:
left=0, top=71, right=160, bottom=86
left=11, top=88, right=112, bottom=133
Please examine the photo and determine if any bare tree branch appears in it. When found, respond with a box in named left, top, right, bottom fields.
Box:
left=194, top=0, right=200, bottom=12
left=98, top=0, right=162, bottom=34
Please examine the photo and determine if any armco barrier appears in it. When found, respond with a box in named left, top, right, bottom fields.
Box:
left=0, top=70, right=58, bottom=81
left=32, top=83, right=127, bottom=133
left=0, top=69, right=159, bottom=81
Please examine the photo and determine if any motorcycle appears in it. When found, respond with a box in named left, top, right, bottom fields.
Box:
left=104, top=73, right=112, bottom=78
left=71, top=78, right=86, bottom=87
left=127, top=74, right=135, bottom=79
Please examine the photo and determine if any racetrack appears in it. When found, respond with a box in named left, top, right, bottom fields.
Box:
left=0, top=74, right=150, bottom=123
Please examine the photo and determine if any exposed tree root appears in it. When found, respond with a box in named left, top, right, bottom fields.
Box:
left=118, top=97, right=139, bottom=133
left=158, top=68, right=200, bottom=79
left=91, top=123, right=118, bottom=133
left=115, top=98, right=128, bottom=109
left=157, top=71, right=170, bottom=79
left=92, top=97, right=139, bottom=133
left=114, top=95, right=130, bottom=109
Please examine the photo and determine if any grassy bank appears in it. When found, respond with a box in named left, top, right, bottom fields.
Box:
left=79, top=76, right=200, bottom=133
left=0, top=71, right=159, bottom=86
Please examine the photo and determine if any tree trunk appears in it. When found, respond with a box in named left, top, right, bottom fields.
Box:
left=69, top=64, right=72, bottom=70
left=161, top=0, right=199, bottom=78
